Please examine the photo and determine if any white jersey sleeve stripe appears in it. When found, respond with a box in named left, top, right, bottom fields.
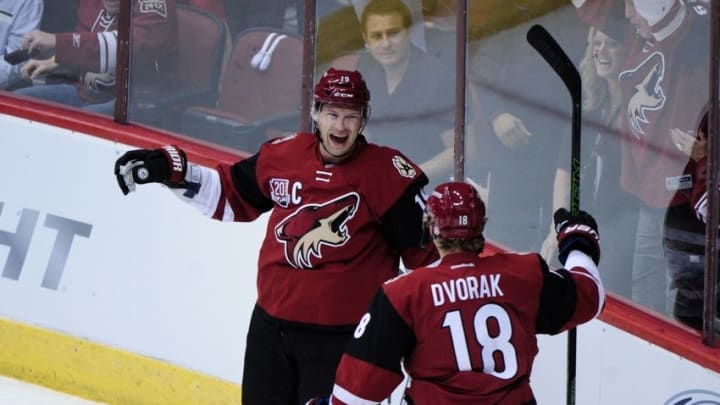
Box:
left=105, top=31, right=118, bottom=73
left=96, top=31, right=117, bottom=73
left=331, top=384, right=377, bottom=405
left=170, top=164, right=222, bottom=217
left=695, top=191, right=708, bottom=223
left=566, top=250, right=605, bottom=317
left=97, top=32, right=107, bottom=73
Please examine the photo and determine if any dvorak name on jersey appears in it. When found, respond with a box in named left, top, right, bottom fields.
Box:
left=430, top=273, right=504, bottom=306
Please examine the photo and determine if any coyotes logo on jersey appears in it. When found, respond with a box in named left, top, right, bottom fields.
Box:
left=274, top=192, right=359, bottom=269
left=620, top=51, right=666, bottom=138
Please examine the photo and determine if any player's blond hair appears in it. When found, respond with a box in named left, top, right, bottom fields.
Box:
left=426, top=213, right=486, bottom=254
left=579, top=26, right=608, bottom=113
left=435, top=236, right=484, bottom=254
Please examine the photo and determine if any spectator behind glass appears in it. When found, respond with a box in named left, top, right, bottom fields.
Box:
left=665, top=107, right=720, bottom=332
left=13, top=0, right=178, bottom=116
left=307, top=182, right=604, bottom=405
left=0, top=0, right=43, bottom=90
left=541, top=20, right=639, bottom=300
left=467, top=4, right=586, bottom=253
left=351, top=0, right=455, bottom=189
left=114, top=68, right=439, bottom=405
left=576, top=0, right=710, bottom=314
left=619, top=0, right=708, bottom=314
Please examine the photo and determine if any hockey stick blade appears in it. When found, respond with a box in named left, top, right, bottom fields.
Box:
left=526, top=24, right=581, bottom=106
left=527, top=24, right=582, bottom=215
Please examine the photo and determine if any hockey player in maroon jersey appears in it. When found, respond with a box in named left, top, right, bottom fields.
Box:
left=113, top=67, right=439, bottom=404
left=16, top=0, right=177, bottom=114
left=307, top=181, right=604, bottom=405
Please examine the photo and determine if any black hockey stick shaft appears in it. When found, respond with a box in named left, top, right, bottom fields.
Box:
left=526, top=24, right=582, bottom=405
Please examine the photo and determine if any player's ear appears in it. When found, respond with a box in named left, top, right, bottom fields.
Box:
left=311, top=103, right=322, bottom=123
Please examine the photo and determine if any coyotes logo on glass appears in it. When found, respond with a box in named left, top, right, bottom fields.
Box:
left=274, top=193, right=359, bottom=269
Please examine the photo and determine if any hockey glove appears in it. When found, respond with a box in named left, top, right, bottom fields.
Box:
left=554, top=208, right=600, bottom=266
left=114, top=145, right=187, bottom=195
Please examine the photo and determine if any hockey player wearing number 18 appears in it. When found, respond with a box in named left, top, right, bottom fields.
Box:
left=113, top=67, right=439, bottom=405
left=309, top=182, right=605, bottom=405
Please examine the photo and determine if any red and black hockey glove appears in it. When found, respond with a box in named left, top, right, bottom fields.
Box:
left=554, top=208, right=600, bottom=266
left=114, top=145, right=187, bottom=195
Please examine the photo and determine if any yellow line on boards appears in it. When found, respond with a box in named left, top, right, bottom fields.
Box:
left=0, top=317, right=242, bottom=404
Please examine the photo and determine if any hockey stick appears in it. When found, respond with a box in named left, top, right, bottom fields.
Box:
left=526, top=24, right=581, bottom=405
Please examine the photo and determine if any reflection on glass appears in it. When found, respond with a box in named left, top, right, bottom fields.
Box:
left=665, top=108, right=719, bottom=333
left=10, top=0, right=135, bottom=115
left=127, top=0, right=193, bottom=127
left=539, top=22, right=638, bottom=301
left=0, top=0, right=42, bottom=91
left=132, top=1, right=305, bottom=153
left=467, top=4, right=585, bottom=253
left=319, top=0, right=456, bottom=190
left=12, top=0, right=717, bottom=330
left=466, top=0, right=713, bottom=327
left=613, top=0, right=709, bottom=320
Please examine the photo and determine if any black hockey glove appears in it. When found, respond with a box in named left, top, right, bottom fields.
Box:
left=114, top=145, right=187, bottom=195
left=554, top=208, right=600, bottom=266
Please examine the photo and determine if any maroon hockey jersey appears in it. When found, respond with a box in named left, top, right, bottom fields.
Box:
left=213, top=133, right=439, bottom=326
left=691, top=156, right=709, bottom=223
left=54, top=0, right=178, bottom=102
left=329, top=251, right=604, bottom=404
left=576, top=0, right=709, bottom=208
left=618, top=4, right=708, bottom=208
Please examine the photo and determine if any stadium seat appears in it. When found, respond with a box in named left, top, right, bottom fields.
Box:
left=131, top=3, right=228, bottom=129
left=178, top=28, right=302, bottom=153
